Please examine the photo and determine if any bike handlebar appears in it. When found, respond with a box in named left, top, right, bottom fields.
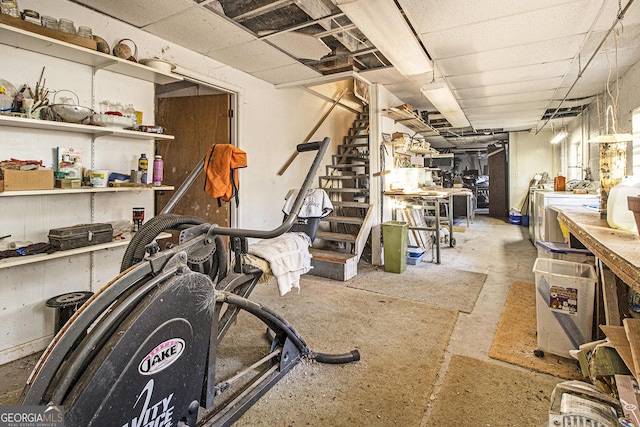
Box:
left=161, top=137, right=331, bottom=239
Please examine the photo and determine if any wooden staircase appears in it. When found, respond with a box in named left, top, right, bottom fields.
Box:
left=309, top=107, right=373, bottom=281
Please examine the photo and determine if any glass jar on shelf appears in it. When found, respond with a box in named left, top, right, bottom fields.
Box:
left=58, top=18, right=76, bottom=34
left=41, top=15, right=58, bottom=30
left=77, top=26, right=93, bottom=39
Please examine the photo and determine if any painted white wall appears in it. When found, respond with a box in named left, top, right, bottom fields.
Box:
left=508, top=130, right=554, bottom=214
left=0, top=0, right=355, bottom=363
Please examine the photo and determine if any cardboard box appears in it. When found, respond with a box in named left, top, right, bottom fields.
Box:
left=0, top=14, right=97, bottom=50
left=1, top=169, right=54, bottom=191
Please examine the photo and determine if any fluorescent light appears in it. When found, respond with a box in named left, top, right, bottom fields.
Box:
left=335, top=0, right=432, bottom=76
left=420, top=81, right=470, bottom=128
left=550, top=131, right=567, bottom=144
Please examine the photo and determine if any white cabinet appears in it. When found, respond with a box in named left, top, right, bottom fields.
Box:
left=0, top=23, right=180, bottom=364
left=532, top=191, right=600, bottom=243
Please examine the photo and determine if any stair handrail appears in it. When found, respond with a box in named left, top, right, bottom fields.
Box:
left=278, top=88, right=348, bottom=175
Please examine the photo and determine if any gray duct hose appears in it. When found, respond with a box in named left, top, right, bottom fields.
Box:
left=120, top=213, right=206, bottom=271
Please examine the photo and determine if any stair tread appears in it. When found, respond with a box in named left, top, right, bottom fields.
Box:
left=334, top=156, right=369, bottom=161
left=321, top=215, right=364, bottom=224
left=332, top=201, right=370, bottom=208
left=325, top=188, right=368, bottom=193
left=310, top=248, right=357, bottom=263
left=319, top=174, right=368, bottom=179
left=316, top=231, right=356, bottom=242
left=327, top=164, right=370, bottom=169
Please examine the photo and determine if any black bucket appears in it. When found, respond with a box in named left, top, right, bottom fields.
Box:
left=45, top=291, right=94, bottom=334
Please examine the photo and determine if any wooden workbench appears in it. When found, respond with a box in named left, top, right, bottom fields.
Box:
left=557, top=207, right=640, bottom=386
left=557, top=208, right=640, bottom=293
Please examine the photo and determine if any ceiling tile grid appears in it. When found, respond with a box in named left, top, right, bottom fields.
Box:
left=68, top=0, right=640, bottom=142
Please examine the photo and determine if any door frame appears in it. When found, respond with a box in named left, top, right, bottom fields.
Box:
left=156, top=71, right=240, bottom=228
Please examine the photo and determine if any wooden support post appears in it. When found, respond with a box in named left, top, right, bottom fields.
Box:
left=598, top=258, right=622, bottom=326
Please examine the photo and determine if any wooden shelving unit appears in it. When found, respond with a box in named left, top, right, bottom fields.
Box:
left=382, top=106, right=439, bottom=137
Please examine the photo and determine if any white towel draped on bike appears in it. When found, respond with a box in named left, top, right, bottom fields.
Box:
left=246, top=232, right=312, bottom=296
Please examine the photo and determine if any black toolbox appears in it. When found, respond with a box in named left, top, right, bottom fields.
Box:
left=48, top=223, right=113, bottom=251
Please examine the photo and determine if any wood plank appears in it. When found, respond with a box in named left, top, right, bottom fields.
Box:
left=408, top=208, right=431, bottom=249
left=623, top=318, right=640, bottom=382
left=315, top=230, right=356, bottom=243
left=598, top=258, right=622, bottom=326
left=309, top=248, right=356, bottom=263
left=600, top=325, right=637, bottom=382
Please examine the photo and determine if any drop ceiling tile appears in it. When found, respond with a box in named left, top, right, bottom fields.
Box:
left=464, top=101, right=550, bottom=115
left=468, top=111, right=547, bottom=123
left=144, top=7, right=255, bottom=54
left=70, top=0, right=194, bottom=27
left=251, top=63, right=322, bottom=85
left=266, top=33, right=331, bottom=61
left=398, top=0, right=584, bottom=34
left=422, top=2, right=598, bottom=59
left=592, top=0, right=640, bottom=31
left=460, top=90, right=557, bottom=108
left=471, top=117, right=540, bottom=130
left=436, top=35, right=584, bottom=77
left=455, top=77, right=564, bottom=99
left=359, top=68, right=410, bottom=85
left=209, top=40, right=296, bottom=73
left=447, top=61, right=572, bottom=88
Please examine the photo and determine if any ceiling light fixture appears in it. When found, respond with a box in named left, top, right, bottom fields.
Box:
left=334, top=0, right=432, bottom=76
left=550, top=131, right=567, bottom=144
left=420, top=80, right=470, bottom=128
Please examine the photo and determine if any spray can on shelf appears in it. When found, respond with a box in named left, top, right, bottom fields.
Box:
left=138, top=153, right=148, bottom=184
left=152, top=155, right=163, bottom=186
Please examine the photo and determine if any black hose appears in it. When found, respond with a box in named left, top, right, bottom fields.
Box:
left=313, top=350, right=360, bottom=364
left=214, top=235, right=228, bottom=282
left=120, top=213, right=205, bottom=271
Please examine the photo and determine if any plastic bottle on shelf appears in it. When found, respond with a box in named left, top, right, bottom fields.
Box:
left=607, top=175, right=640, bottom=232
left=124, top=103, right=136, bottom=126
left=138, top=153, right=148, bottom=184
left=73, top=156, right=84, bottom=183
left=152, top=155, right=163, bottom=186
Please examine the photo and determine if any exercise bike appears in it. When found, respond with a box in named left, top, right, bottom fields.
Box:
left=18, top=137, right=360, bottom=426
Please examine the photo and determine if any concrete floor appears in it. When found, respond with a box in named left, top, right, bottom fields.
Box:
left=420, top=213, right=542, bottom=424
left=0, top=213, right=546, bottom=414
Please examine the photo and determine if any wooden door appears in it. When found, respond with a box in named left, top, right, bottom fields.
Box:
left=155, top=94, right=231, bottom=227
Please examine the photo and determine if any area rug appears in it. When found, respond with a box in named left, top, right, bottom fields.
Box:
left=346, top=264, right=487, bottom=313
left=219, top=277, right=459, bottom=427
left=489, top=281, right=583, bottom=380
left=426, top=354, right=561, bottom=426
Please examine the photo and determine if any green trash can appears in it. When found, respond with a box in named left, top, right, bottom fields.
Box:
left=382, top=221, right=408, bottom=273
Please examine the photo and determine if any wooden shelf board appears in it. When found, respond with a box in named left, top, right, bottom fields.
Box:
left=0, top=115, right=174, bottom=140
left=0, top=186, right=174, bottom=197
left=382, top=107, right=439, bottom=137
left=0, top=232, right=170, bottom=270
